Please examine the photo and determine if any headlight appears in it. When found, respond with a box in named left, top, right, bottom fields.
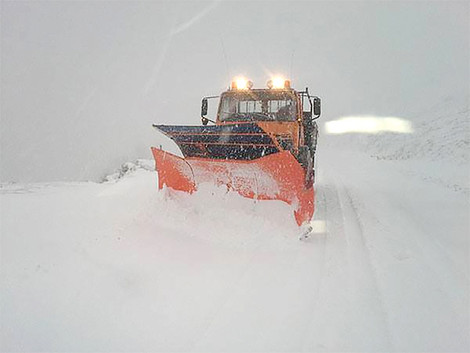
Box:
left=231, top=77, right=253, bottom=90
left=267, top=77, right=291, bottom=89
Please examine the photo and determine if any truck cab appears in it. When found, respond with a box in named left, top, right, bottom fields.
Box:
left=201, top=78, right=320, bottom=170
left=152, top=77, right=321, bottom=225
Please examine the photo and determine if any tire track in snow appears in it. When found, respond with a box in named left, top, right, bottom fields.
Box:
left=330, top=159, right=394, bottom=350
left=300, top=180, right=355, bottom=351
left=301, top=161, right=394, bottom=352
left=297, top=183, right=330, bottom=351
left=338, top=185, right=394, bottom=351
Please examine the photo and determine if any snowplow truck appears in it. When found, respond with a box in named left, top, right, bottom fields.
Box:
left=151, top=78, right=320, bottom=227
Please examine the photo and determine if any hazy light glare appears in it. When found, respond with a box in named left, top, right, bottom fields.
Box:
left=236, top=78, right=248, bottom=89
left=325, top=116, right=414, bottom=134
left=271, top=77, right=285, bottom=89
left=233, top=77, right=252, bottom=90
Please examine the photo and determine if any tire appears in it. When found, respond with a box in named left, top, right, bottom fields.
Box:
left=304, top=149, right=314, bottom=189
left=298, top=146, right=314, bottom=189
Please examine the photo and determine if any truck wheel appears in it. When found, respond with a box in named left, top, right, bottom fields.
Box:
left=298, top=147, right=314, bottom=189
left=304, top=149, right=314, bottom=189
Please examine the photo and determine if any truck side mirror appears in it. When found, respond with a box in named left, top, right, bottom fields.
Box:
left=313, top=97, right=321, bottom=117
left=201, top=98, right=208, bottom=117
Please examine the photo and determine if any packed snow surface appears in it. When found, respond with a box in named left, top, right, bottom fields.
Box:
left=1, top=143, right=468, bottom=352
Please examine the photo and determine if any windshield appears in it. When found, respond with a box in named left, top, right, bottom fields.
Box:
left=219, top=91, right=297, bottom=122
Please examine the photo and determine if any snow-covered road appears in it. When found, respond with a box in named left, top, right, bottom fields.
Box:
left=1, top=148, right=469, bottom=352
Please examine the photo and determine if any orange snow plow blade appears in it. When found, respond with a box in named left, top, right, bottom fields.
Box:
left=151, top=147, right=314, bottom=226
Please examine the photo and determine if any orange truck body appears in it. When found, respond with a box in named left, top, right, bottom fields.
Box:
left=152, top=83, right=320, bottom=227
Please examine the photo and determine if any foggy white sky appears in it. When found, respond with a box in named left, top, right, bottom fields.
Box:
left=1, top=1, right=468, bottom=182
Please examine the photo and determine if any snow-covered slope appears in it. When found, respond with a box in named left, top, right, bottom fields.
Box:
left=1, top=141, right=469, bottom=351
left=365, top=107, right=469, bottom=164
left=324, top=97, right=469, bottom=165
